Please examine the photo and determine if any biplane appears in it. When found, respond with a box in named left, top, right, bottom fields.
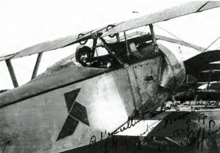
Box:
left=0, top=1, right=220, bottom=153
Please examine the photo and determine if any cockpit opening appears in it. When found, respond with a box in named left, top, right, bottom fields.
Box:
left=74, top=45, right=119, bottom=69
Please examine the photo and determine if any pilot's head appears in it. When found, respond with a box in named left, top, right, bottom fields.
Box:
left=75, top=45, right=92, bottom=66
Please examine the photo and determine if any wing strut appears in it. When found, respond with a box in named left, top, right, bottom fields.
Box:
left=99, top=37, right=125, bottom=65
left=31, top=53, right=43, bottom=80
left=123, top=31, right=131, bottom=58
left=5, top=60, right=18, bottom=88
left=149, top=24, right=159, bottom=52
left=91, top=38, right=98, bottom=57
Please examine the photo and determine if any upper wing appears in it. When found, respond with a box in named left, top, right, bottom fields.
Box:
left=102, top=1, right=220, bottom=37
left=0, top=54, right=15, bottom=62
left=0, top=34, right=87, bottom=62
left=0, top=26, right=107, bottom=60
left=0, top=1, right=219, bottom=61
left=12, top=27, right=104, bottom=59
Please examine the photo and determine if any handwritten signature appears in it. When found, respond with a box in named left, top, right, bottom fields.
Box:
left=89, top=99, right=220, bottom=152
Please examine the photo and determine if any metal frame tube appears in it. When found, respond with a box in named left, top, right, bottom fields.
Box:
left=31, top=53, right=43, bottom=80
left=5, top=59, right=18, bottom=88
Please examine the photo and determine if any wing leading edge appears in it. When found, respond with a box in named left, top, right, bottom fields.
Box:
left=102, top=1, right=220, bottom=37
left=0, top=1, right=220, bottom=62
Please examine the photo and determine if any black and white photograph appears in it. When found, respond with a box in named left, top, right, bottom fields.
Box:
left=0, top=1, right=220, bottom=152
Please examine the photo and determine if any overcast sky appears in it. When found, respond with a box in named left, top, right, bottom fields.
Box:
left=0, top=0, right=220, bottom=89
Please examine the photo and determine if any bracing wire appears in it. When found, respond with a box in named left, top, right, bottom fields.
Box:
left=155, top=24, right=203, bottom=52
left=155, top=24, right=220, bottom=53
left=202, top=36, right=220, bottom=53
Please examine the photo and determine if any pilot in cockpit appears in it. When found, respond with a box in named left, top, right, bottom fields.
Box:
left=75, top=45, right=112, bottom=68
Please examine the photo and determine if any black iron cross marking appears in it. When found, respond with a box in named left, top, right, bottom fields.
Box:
left=57, top=88, right=90, bottom=141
